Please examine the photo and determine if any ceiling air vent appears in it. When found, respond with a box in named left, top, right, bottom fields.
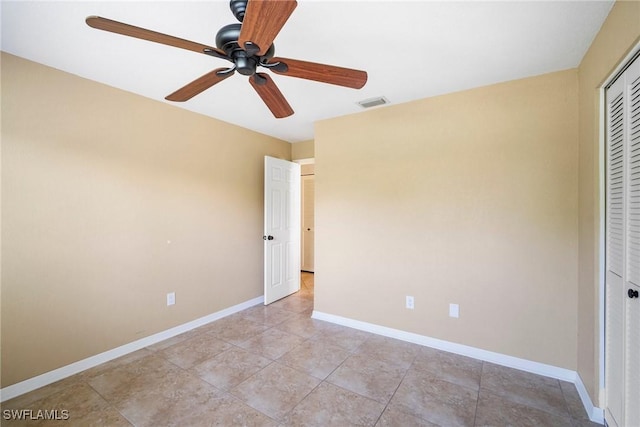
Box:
left=357, top=96, right=389, bottom=109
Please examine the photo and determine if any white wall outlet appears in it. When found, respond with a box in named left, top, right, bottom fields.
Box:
left=449, top=303, right=459, bottom=318
left=167, top=292, right=176, bottom=306
left=406, top=296, right=415, bottom=309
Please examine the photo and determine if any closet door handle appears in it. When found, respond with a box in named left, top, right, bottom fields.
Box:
left=629, top=289, right=639, bottom=299
left=263, top=235, right=274, bottom=241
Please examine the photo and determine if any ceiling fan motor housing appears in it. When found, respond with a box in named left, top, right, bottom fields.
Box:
left=215, top=23, right=274, bottom=76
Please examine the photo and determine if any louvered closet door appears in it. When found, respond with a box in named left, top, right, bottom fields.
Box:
left=624, top=56, right=640, bottom=427
left=606, top=70, right=626, bottom=427
left=605, top=53, right=640, bottom=427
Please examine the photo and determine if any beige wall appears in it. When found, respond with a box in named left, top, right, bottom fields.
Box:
left=576, top=1, right=640, bottom=404
left=291, top=139, right=315, bottom=160
left=0, top=53, right=291, bottom=387
left=315, top=70, right=579, bottom=369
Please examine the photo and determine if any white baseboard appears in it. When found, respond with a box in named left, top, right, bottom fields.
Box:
left=312, top=310, right=605, bottom=424
left=573, top=375, right=605, bottom=424
left=0, top=296, right=264, bottom=403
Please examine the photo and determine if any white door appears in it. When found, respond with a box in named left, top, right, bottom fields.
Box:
left=605, top=53, right=640, bottom=427
left=605, top=70, right=626, bottom=427
left=264, top=156, right=300, bottom=305
left=624, top=55, right=640, bottom=427
left=301, top=174, right=315, bottom=272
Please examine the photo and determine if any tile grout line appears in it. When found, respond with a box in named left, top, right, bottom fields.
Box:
left=83, top=354, right=175, bottom=427
left=370, top=349, right=418, bottom=426
left=278, top=375, right=324, bottom=423
left=157, top=336, right=289, bottom=425
left=558, top=378, right=585, bottom=425
left=206, top=303, right=319, bottom=423
left=478, top=363, right=581, bottom=424
left=472, top=361, right=485, bottom=426
left=275, top=332, right=382, bottom=424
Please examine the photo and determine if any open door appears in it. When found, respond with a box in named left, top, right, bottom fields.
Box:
left=264, top=156, right=301, bottom=304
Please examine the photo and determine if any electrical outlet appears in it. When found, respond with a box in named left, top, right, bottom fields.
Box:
left=449, top=303, right=459, bottom=318
left=406, top=296, right=415, bottom=309
left=167, top=292, right=176, bottom=306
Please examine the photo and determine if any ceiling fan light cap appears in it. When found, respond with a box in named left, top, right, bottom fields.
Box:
left=235, top=55, right=257, bottom=76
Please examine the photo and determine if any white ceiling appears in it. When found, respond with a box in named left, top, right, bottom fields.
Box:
left=1, top=0, right=614, bottom=143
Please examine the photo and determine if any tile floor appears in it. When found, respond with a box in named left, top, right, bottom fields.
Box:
left=2, top=272, right=601, bottom=426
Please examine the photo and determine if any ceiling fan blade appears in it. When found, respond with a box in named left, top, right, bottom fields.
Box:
left=165, top=68, right=234, bottom=102
left=270, top=57, right=367, bottom=89
left=249, top=73, right=294, bottom=118
left=85, top=16, right=228, bottom=60
left=238, top=0, right=297, bottom=56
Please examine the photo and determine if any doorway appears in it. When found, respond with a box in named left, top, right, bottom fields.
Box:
left=300, top=161, right=315, bottom=273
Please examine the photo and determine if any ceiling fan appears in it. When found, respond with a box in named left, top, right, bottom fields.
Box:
left=86, top=0, right=368, bottom=118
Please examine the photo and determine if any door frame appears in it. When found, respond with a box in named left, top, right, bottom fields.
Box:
left=294, top=158, right=315, bottom=166
left=294, top=158, right=315, bottom=273
left=599, top=40, right=640, bottom=415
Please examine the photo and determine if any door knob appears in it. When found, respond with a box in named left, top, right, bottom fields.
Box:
left=263, top=235, right=274, bottom=241
left=629, top=289, right=639, bottom=299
